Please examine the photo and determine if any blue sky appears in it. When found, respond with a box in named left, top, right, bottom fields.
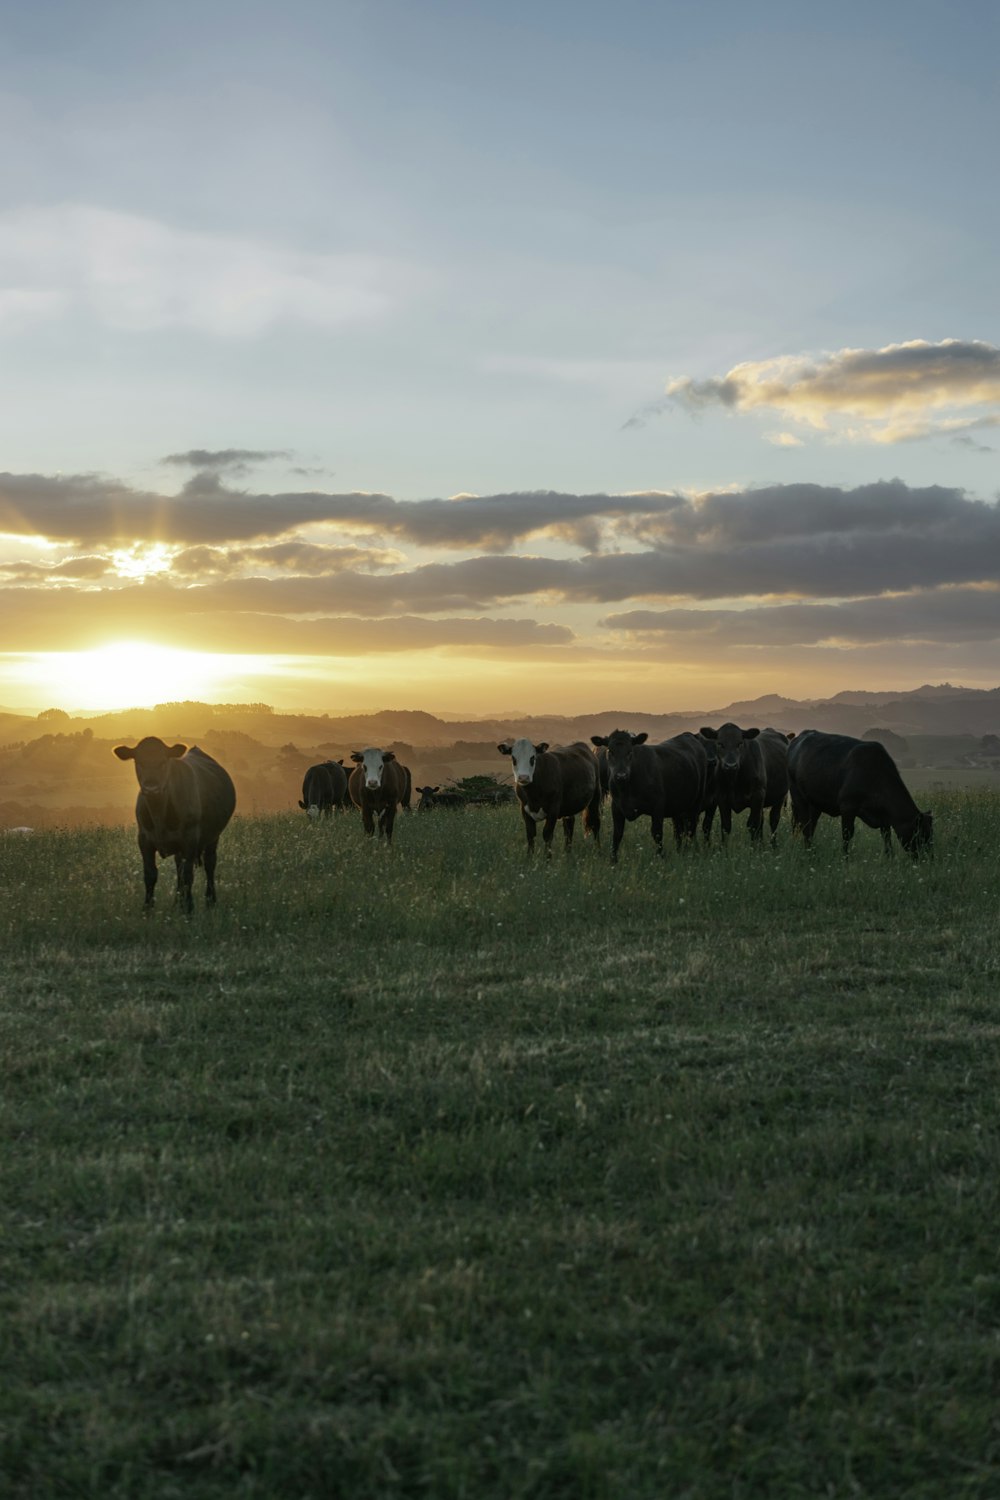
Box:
left=1, top=0, right=998, bottom=712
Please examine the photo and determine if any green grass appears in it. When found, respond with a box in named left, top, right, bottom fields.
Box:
left=2, top=795, right=1000, bottom=1498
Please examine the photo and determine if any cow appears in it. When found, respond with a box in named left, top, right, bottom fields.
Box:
left=348, top=748, right=411, bottom=843
left=590, top=730, right=707, bottom=863
left=114, top=737, right=236, bottom=911
left=496, top=739, right=601, bottom=856
left=415, top=785, right=465, bottom=811
left=298, top=759, right=350, bottom=820
left=787, top=729, right=933, bottom=857
left=698, top=723, right=790, bottom=843
left=698, top=732, right=719, bottom=841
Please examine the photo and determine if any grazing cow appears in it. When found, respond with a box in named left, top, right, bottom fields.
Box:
left=114, top=737, right=236, bottom=911
left=415, top=785, right=465, bottom=811
left=589, top=730, right=706, bottom=863
left=496, top=739, right=601, bottom=855
left=298, top=759, right=349, bottom=820
left=787, top=729, right=933, bottom=857
left=348, top=748, right=411, bottom=843
left=699, top=723, right=790, bottom=843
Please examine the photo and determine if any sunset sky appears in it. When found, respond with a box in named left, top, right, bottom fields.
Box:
left=2, top=0, right=998, bottom=715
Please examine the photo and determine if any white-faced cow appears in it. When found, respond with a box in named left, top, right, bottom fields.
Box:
left=788, top=730, right=932, bottom=858
left=699, top=723, right=790, bottom=843
left=114, top=737, right=236, bottom=911
left=415, top=785, right=465, bottom=811
left=496, top=739, right=601, bottom=856
left=348, top=748, right=411, bottom=843
left=590, top=730, right=706, bottom=864
left=299, top=760, right=350, bottom=820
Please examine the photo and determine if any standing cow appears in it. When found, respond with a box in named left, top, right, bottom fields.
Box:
left=699, top=723, right=790, bottom=843
left=299, top=759, right=350, bottom=820
left=114, top=737, right=236, bottom=911
left=496, top=739, right=601, bottom=856
left=590, top=730, right=706, bottom=863
left=349, top=748, right=411, bottom=843
left=788, top=730, right=932, bottom=857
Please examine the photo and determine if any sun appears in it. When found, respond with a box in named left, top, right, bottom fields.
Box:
left=22, top=642, right=273, bottom=712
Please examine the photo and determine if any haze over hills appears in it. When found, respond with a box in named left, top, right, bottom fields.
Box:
left=1, top=684, right=999, bottom=830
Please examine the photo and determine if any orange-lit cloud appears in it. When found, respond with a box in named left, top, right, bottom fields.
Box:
left=656, top=339, right=1000, bottom=445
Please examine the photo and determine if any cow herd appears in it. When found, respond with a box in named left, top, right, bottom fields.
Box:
left=113, top=725, right=933, bottom=909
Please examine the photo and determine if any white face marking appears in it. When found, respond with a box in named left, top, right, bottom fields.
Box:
left=509, top=737, right=538, bottom=786
left=360, top=748, right=386, bottom=789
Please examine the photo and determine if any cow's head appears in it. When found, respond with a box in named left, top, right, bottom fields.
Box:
left=351, top=747, right=395, bottom=790
left=700, top=723, right=758, bottom=775
left=591, top=730, right=646, bottom=787
left=114, top=737, right=186, bottom=796
left=415, top=785, right=439, bottom=811
left=498, top=738, right=548, bottom=786
left=905, top=809, right=934, bottom=857
left=299, top=799, right=321, bottom=820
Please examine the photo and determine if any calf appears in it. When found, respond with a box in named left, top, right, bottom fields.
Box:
left=788, top=730, right=932, bottom=857
left=496, top=739, right=601, bottom=855
left=114, top=737, right=236, bottom=911
left=415, top=785, right=465, bottom=811
left=348, top=748, right=411, bottom=843
left=699, top=723, right=790, bottom=842
left=590, top=730, right=706, bottom=863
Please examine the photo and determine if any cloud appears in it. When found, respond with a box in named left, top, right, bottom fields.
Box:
left=658, top=339, right=1000, bottom=444
left=0, top=471, right=683, bottom=549
left=602, top=587, right=1000, bottom=648
left=0, top=204, right=407, bottom=336
left=169, top=541, right=404, bottom=579
left=161, top=449, right=294, bottom=474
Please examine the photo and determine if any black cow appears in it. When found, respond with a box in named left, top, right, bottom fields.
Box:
left=114, top=737, right=236, bottom=911
left=348, top=748, right=411, bottom=843
left=699, top=723, right=790, bottom=842
left=298, top=759, right=349, bottom=819
left=698, top=732, right=719, bottom=841
left=787, top=729, right=932, bottom=857
left=497, top=738, right=601, bottom=855
left=590, top=730, right=707, bottom=863
left=415, top=785, right=465, bottom=811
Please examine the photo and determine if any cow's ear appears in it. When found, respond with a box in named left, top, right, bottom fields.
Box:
left=382, top=751, right=396, bottom=762
left=743, top=727, right=760, bottom=740
left=113, top=745, right=135, bottom=760
left=590, top=735, right=608, bottom=747
left=699, top=727, right=717, bottom=740
left=431, top=786, right=440, bottom=793
left=350, top=751, right=363, bottom=762
left=168, top=743, right=187, bottom=758
left=786, top=731, right=797, bottom=742
left=298, top=800, right=307, bottom=809
left=336, top=758, right=344, bottom=764
left=632, top=732, right=648, bottom=746
left=535, top=742, right=549, bottom=754
left=497, top=742, right=512, bottom=755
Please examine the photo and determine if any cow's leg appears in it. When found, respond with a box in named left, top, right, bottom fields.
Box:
left=702, top=805, right=715, bottom=842
left=140, top=836, right=158, bottom=908
left=521, top=809, right=536, bottom=856
left=651, top=814, right=665, bottom=857
left=362, top=804, right=376, bottom=838
left=562, top=815, right=575, bottom=851
left=583, top=785, right=601, bottom=845
left=840, top=812, right=856, bottom=856
left=542, top=815, right=559, bottom=857
left=881, top=825, right=894, bottom=856
left=176, top=853, right=195, bottom=912
left=748, top=795, right=765, bottom=843
left=203, top=842, right=219, bottom=903
left=383, top=807, right=396, bottom=845
left=768, top=800, right=783, bottom=845
left=610, top=805, right=626, bottom=864
left=719, top=801, right=733, bottom=841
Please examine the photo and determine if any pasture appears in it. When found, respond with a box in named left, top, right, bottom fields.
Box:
left=2, top=793, right=1000, bottom=1498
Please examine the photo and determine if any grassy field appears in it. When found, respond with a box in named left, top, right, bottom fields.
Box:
left=2, top=793, right=1000, bottom=1498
